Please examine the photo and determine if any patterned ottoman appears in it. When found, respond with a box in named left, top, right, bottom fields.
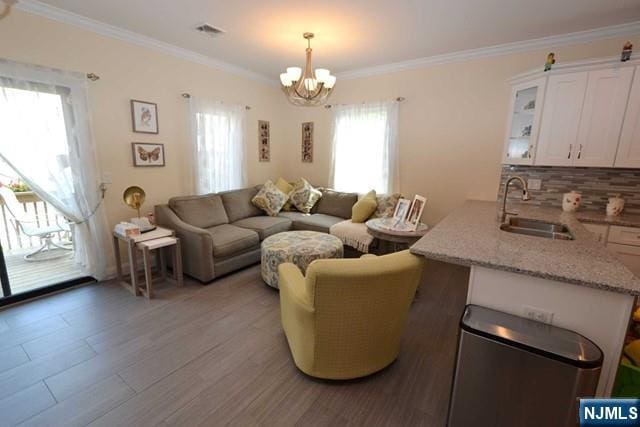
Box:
left=261, top=231, right=343, bottom=288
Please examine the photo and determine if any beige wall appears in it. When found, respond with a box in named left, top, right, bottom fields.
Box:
left=281, top=36, right=640, bottom=224
left=1, top=9, right=637, bottom=230
left=0, top=10, right=288, bottom=229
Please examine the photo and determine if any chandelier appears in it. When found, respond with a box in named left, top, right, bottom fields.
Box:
left=280, top=33, right=336, bottom=107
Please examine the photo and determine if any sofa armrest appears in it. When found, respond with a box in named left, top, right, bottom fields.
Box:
left=155, top=204, right=215, bottom=282
left=360, top=254, right=378, bottom=259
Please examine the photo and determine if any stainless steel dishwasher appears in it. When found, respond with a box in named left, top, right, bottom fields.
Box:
left=447, top=305, right=603, bottom=427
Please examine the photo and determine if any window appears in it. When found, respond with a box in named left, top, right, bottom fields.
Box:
left=330, top=101, right=399, bottom=194
left=190, top=98, right=246, bottom=194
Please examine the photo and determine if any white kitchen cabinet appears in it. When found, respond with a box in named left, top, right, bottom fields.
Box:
left=503, top=57, right=640, bottom=168
left=616, top=66, right=640, bottom=168
left=607, top=243, right=640, bottom=278
left=582, top=223, right=609, bottom=244
left=502, top=79, right=546, bottom=165
left=574, top=67, right=634, bottom=167
left=535, top=72, right=588, bottom=166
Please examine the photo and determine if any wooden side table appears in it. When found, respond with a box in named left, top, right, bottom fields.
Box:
left=136, top=237, right=183, bottom=299
left=112, top=226, right=174, bottom=296
left=366, top=218, right=429, bottom=253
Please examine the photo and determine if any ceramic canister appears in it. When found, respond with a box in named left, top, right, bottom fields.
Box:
left=562, top=191, right=581, bottom=212
left=606, top=194, right=625, bottom=217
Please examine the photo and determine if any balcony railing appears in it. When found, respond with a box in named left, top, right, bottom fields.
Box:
left=0, top=191, right=68, bottom=253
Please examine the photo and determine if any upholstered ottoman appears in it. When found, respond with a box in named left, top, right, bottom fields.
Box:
left=261, top=231, right=343, bottom=288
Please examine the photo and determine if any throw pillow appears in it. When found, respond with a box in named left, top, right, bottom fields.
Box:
left=251, top=180, right=289, bottom=216
left=351, top=190, right=377, bottom=223
left=289, top=178, right=322, bottom=213
left=275, top=177, right=295, bottom=211
left=372, top=193, right=402, bottom=218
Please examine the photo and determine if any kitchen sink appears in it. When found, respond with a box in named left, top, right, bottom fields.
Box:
left=500, top=217, right=574, bottom=240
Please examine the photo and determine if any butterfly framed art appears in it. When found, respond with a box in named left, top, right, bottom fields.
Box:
left=132, top=143, right=165, bottom=167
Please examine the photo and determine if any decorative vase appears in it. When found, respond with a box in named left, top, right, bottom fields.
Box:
left=606, top=195, right=625, bottom=217
left=562, top=191, right=581, bottom=212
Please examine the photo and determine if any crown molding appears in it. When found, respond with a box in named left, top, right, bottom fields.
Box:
left=337, top=21, right=640, bottom=80
left=14, top=0, right=277, bottom=86
left=13, top=1, right=640, bottom=84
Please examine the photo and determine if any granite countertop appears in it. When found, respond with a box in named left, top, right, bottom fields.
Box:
left=410, top=200, right=640, bottom=296
left=572, top=209, right=640, bottom=228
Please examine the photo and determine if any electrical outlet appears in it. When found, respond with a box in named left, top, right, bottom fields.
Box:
left=522, top=305, right=554, bottom=324
left=102, top=172, right=113, bottom=184
left=527, top=179, right=542, bottom=190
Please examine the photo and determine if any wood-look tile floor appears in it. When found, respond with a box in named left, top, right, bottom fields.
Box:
left=0, top=259, right=469, bottom=427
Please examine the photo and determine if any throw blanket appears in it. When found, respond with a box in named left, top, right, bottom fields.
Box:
left=330, top=220, right=374, bottom=253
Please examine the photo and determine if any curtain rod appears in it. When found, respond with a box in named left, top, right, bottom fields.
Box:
left=181, top=93, right=251, bottom=110
left=324, top=97, right=405, bottom=109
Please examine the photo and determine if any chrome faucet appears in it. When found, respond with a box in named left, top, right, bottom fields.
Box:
left=499, top=175, right=531, bottom=223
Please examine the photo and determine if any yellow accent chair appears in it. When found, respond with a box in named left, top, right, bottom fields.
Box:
left=278, top=250, right=425, bottom=379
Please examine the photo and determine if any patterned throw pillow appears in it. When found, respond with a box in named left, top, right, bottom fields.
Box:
left=251, top=180, right=289, bottom=216
left=372, top=193, right=402, bottom=218
left=289, top=178, right=322, bottom=213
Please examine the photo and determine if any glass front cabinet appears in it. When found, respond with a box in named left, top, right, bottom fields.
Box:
left=502, top=78, right=546, bottom=165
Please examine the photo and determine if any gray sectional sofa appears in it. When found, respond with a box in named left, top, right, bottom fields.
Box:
left=155, top=186, right=358, bottom=283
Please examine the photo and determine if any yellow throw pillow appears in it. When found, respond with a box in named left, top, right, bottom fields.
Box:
left=276, top=177, right=295, bottom=211
left=275, top=177, right=293, bottom=194
left=352, top=190, right=377, bottom=223
left=289, top=178, right=322, bottom=213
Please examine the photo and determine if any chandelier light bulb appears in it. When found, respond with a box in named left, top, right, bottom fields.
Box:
left=280, top=73, right=293, bottom=87
left=315, top=68, right=330, bottom=83
left=324, top=75, right=336, bottom=89
left=286, top=67, right=302, bottom=82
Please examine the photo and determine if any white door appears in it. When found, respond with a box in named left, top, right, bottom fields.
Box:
left=616, top=66, right=640, bottom=168
left=502, top=79, right=547, bottom=165
left=535, top=72, right=588, bottom=166
left=574, top=67, right=633, bottom=167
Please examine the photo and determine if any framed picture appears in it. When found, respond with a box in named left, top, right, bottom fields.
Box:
left=302, top=122, right=313, bottom=163
left=393, top=198, right=411, bottom=222
left=130, top=100, right=159, bottom=134
left=132, top=142, right=165, bottom=167
left=258, top=120, right=270, bottom=162
left=406, top=195, right=427, bottom=230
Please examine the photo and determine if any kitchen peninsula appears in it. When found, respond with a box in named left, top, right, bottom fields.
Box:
left=410, top=200, right=640, bottom=396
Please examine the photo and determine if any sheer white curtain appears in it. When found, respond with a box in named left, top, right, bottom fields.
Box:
left=0, top=59, right=110, bottom=279
left=189, top=97, right=246, bottom=194
left=329, top=101, right=399, bottom=194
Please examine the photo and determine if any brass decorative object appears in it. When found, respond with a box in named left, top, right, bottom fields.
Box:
left=123, top=186, right=146, bottom=218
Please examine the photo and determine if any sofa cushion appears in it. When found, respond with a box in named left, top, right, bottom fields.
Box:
left=314, top=189, right=358, bottom=219
left=169, top=194, right=229, bottom=229
left=232, top=216, right=292, bottom=240
left=276, top=178, right=295, bottom=211
left=206, top=224, right=260, bottom=258
left=220, top=186, right=263, bottom=223
left=289, top=178, right=322, bottom=214
left=291, top=213, right=346, bottom=233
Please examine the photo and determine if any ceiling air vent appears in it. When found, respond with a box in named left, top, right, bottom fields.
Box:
left=195, top=23, right=226, bottom=37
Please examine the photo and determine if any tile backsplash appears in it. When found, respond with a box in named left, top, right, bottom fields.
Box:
left=498, top=165, right=640, bottom=215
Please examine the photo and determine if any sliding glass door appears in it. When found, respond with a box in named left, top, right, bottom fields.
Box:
left=0, top=60, right=106, bottom=305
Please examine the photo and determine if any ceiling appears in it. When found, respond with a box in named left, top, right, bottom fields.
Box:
left=19, top=0, right=640, bottom=79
